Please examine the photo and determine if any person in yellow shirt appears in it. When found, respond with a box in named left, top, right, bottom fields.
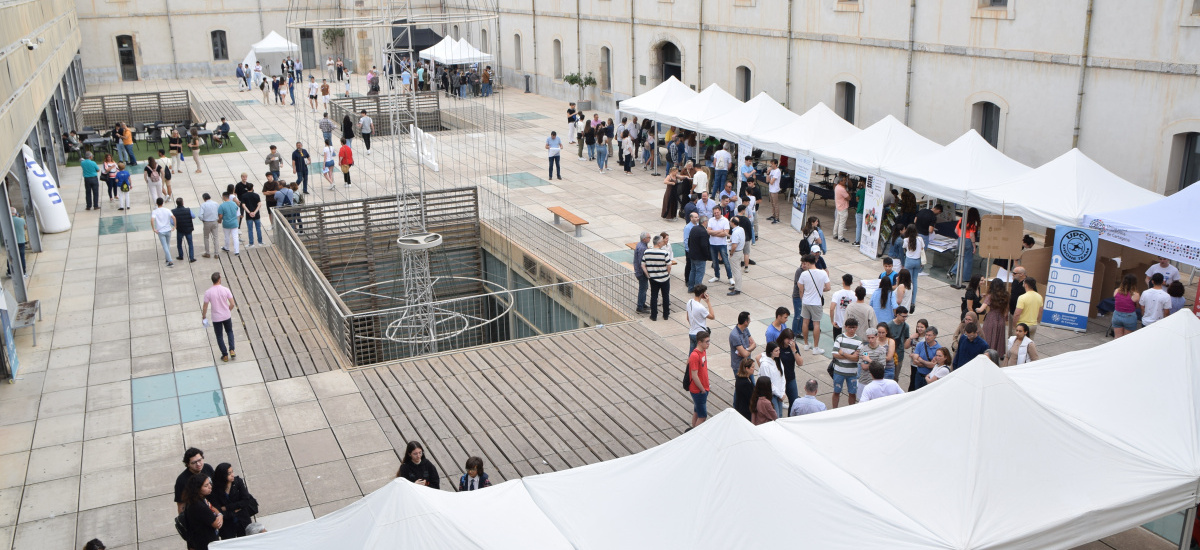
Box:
left=1012, top=277, right=1044, bottom=338
left=117, top=122, right=138, bottom=166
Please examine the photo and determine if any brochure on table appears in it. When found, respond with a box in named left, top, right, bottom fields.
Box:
left=1041, top=225, right=1099, bottom=331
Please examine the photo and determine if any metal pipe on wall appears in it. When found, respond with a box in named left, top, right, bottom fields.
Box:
left=629, top=0, right=636, bottom=95
left=1072, top=0, right=1094, bottom=148
left=903, top=0, right=917, bottom=125
left=784, top=0, right=794, bottom=107
left=695, top=0, right=704, bottom=85
left=531, top=0, right=539, bottom=94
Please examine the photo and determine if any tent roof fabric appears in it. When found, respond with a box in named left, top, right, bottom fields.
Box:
left=249, top=31, right=299, bottom=54
left=1082, top=181, right=1200, bottom=266
left=212, top=312, right=1200, bottom=550
left=693, top=92, right=800, bottom=144
left=881, top=130, right=1032, bottom=204
left=391, top=25, right=443, bottom=52
left=971, top=148, right=1163, bottom=228
left=419, top=36, right=493, bottom=65
left=753, top=102, right=861, bottom=159
left=616, top=77, right=697, bottom=122
left=811, top=115, right=942, bottom=177
left=654, top=83, right=743, bottom=131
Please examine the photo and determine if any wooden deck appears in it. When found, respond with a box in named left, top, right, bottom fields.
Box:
left=220, top=244, right=345, bottom=381
left=351, top=321, right=733, bottom=489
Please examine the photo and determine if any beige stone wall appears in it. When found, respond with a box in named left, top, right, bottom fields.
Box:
left=1, top=0, right=81, bottom=173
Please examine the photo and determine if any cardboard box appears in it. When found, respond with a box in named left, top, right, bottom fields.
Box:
left=979, top=215, right=1026, bottom=259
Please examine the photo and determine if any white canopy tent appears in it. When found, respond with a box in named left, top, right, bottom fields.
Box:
left=972, top=148, right=1163, bottom=229
left=214, top=312, right=1200, bottom=549
left=881, top=130, right=1032, bottom=204
left=1082, top=181, right=1200, bottom=267
left=241, top=31, right=300, bottom=79
left=753, top=102, right=861, bottom=158
left=419, top=36, right=493, bottom=65
left=811, top=114, right=942, bottom=177
left=654, top=82, right=743, bottom=131
left=616, top=77, right=697, bottom=122
left=693, top=91, right=800, bottom=144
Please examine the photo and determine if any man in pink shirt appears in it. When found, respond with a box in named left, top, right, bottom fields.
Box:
left=201, top=272, right=238, bottom=362
left=833, top=175, right=851, bottom=243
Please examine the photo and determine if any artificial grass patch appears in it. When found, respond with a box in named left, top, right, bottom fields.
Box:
left=68, top=132, right=247, bottom=166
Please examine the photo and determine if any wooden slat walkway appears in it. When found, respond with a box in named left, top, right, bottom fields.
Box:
left=220, top=244, right=344, bottom=381
left=351, top=322, right=733, bottom=489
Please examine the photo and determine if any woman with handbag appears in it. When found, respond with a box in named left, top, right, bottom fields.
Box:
left=143, top=158, right=165, bottom=207
left=209, top=463, right=258, bottom=539
left=180, top=474, right=222, bottom=550
left=101, top=153, right=119, bottom=202
left=322, top=139, right=337, bottom=188
left=338, top=137, right=354, bottom=187
left=901, top=224, right=925, bottom=312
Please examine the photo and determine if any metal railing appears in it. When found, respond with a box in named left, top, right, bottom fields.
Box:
left=270, top=208, right=355, bottom=363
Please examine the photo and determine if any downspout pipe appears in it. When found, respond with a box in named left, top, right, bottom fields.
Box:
left=531, top=0, right=539, bottom=94
left=696, top=0, right=704, bottom=85
left=903, top=0, right=916, bottom=125
left=784, top=0, right=794, bottom=107
left=1072, top=0, right=1094, bottom=148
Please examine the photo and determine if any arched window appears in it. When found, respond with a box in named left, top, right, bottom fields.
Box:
left=735, top=66, right=752, bottom=101
left=211, top=30, right=228, bottom=61
left=658, top=42, right=681, bottom=82
left=835, top=81, right=856, bottom=125
left=553, top=39, right=563, bottom=79
left=480, top=28, right=489, bottom=53
left=513, top=34, right=523, bottom=71
left=452, top=25, right=460, bottom=40
left=600, top=46, right=612, bottom=91
left=972, top=101, right=1002, bottom=147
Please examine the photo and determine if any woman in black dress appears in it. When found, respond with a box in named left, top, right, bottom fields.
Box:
left=209, top=463, right=258, bottom=539
left=341, top=114, right=355, bottom=149
left=396, top=441, right=440, bottom=489
left=180, top=474, right=222, bottom=550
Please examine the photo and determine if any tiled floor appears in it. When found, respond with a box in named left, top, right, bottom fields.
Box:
left=488, top=171, right=550, bottom=188
left=0, top=74, right=1190, bottom=550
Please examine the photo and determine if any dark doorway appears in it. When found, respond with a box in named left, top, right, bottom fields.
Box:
left=117, top=35, right=137, bottom=81
left=659, top=42, right=681, bottom=83
left=1181, top=132, right=1199, bottom=191
left=300, top=29, right=316, bottom=68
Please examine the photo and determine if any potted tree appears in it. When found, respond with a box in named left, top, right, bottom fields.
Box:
left=563, top=72, right=597, bottom=111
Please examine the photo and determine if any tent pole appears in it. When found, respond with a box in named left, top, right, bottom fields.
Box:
left=1179, top=506, right=1196, bottom=550
left=953, top=202, right=965, bottom=289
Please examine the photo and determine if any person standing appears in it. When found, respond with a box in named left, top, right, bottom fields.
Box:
left=595, top=130, right=609, bottom=173
left=326, top=56, right=335, bottom=81
left=796, top=254, right=831, bottom=355
left=151, top=198, right=176, bottom=267
left=633, top=232, right=650, bottom=314
left=80, top=151, right=100, bottom=211
left=1011, top=277, right=1043, bottom=338
left=307, top=76, right=319, bottom=112
left=711, top=146, right=731, bottom=196
left=481, top=66, right=493, bottom=96
left=1145, top=257, right=1181, bottom=287
left=1002, top=323, right=1040, bottom=366
left=318, top=111, right=334, bottom=147
left=338, top=138, right=354, bottom=187
left=727, top=217, right=746, bottom=296
left=6, top=208, right=26, bottom=277
left=241, top=184, right=263, bottom=247
left=115, top=162, right=132, bottom=211
left=264, top=145, right=282, bottom=181
left=287, top=74, right=296, bottom=106
left=117, top=122, right=137, bottom=166
left=294, top=57, right=303, bottom=80
left=188, top=128, right=204, bottom=174
left=909, top=326, right=942, bottom=390
left=729, top=310, right=757, bottom=380
left=236, top=63, right=247, bottom=91
left=859, top=361, right=904, bottom=403
left=566, top=102, right=578, bottom=144
left=1111, top=273, right=1141, bottom=338
left=1139, top=273, right=1173, bottom=327
left=789, top=379, right=827, bottom=417
left=765, top=159, right=782, bottom=224
left=706, top=207, right=732, bottom=284
left=688, top=330, right=712, bottom=428
left=144, top=157, right=165, bottom=207
left=198, top=193, right=220, bottom=259
left=686, top=285, right=714, bottom=353
left=545, top=131, right=563, bottom=180
left=357, top=110, right=374, bottom=155
left=686, top=216, right=711, bottom=291
left=341, top=113, right=355, bottom=148
left=829, top=273, right=855, bottom=340
left=952, top=321, right=989, bottom=369
left=218, top=192, right=240, bottom=256
left=179, top=475, right=222, bottom=550
left=172, top=198, right=196, bottom=263
left=396, top=441, right=440, bottom=488
left=291, top=142, right=311, bottom=194
left=975, top=279, right=1010, bottom=357
left=829, top=318, right=861, bottom=408
left=642, top=235, right=673, bottom=321
left=322, top=139, right=337, bottom=189
left=833, top=176, right=851, bottom=242
left=202, top=272, right=237, bottom=362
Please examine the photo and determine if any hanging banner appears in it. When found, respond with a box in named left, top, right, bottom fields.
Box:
left=1041, top=225, right=1099, bottom=331
left=1193, top=283, right=1200, bottom=318
left=858, top=175, right=886, bottom=258
left=790, top=155, right=814, bottom=233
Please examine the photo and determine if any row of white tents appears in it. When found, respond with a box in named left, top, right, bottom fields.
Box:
left=240, top=32, right=491, bottom=80
left=212, top=311, right=1200, bottom=549
left=619, top=78, right=1196, bottom=267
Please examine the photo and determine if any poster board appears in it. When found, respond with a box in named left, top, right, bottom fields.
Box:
left=858, top=175, right=887, bottom=259
left=1041, top=225, right=1100, bottom=331
left=790, top=155, right=814, bottom=233
left=978, top=215, right=1025, bottom=259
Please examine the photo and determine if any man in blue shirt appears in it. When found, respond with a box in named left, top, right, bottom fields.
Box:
left=291, top=141, right=311, bottom=194
left=879, top=257, right=898, bottom=285
left=738, top=156, right=756, bottom=195
left=789, top=379, right=827, bottom=417
left=765, top=307, right=790, bottom=344
left=545, top=131, right=562, bottom=180
left=217, top=192, right=241, bottom=256
left=910, top=326, right=942, bottom=390
left=952, top=322, right=989, bottom=370
left=80, top=151, right=100, bottom=211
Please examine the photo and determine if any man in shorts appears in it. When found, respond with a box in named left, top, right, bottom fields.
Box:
left=307, top=76, right=319, bottom=112
left=830, top=318, right=861, bottom=408
left=796, top=253, right=830, bottom=355
left=688, top=330, right=712, bottom=428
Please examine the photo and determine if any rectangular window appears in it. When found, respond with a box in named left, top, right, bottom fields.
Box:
left=1182, top=133, right=1199, bottom=191
left=984, top=0, right=1008, bottom=6
left=211, top=30, right=228, bottom=61
left=1194, top=0, right=1200, bottom=15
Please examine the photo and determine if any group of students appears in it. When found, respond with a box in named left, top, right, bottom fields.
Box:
left=173, top=448, right=263, bottom=550
left=566, top=108, right=643, bottom=175
left=395, top=441, right=496, bottom=492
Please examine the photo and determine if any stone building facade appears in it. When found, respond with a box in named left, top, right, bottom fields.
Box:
left=72, top=0, right=1200, bottom=193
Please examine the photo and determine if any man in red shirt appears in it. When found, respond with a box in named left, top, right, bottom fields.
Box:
left=689, top=330, right=712, bottom=428
left=337, top=138, right=354, bottom=187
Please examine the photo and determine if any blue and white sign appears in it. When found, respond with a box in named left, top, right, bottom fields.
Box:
left=1042, top=225, right=1099, bottom=330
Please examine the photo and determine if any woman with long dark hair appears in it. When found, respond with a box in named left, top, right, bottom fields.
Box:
left=396, top=441, right=440, bottom=489
left=949, top=207, right=981, bottom=282
left=961, top=274, right=982, bottom=321
left=755, top=342, right=785, bottom=417
left=749, top=377, right=778, bottom=426
left=732, top=357, right=756, bottom=421
left=181, top=474, right=222, bottom=550
left=894, top=268, right=913, bottom=313
left=209, top=463, right=258, bottom=539
left=777, top=328, right=802, bottom=411
left=583, top=123, right=597, bottom=161
left=341, top=113, right=356, bottom=148
left=802, top=217, right=827, bottom=270
left=872, top=277, right=897, bottom=324
left=660, top=168, right=680, bottom=220
left=976, top=278, right=1010, bottom=357
left=1111, top=273, right=1141, bottom=338
left=902, top=223, right=925, bottom=312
